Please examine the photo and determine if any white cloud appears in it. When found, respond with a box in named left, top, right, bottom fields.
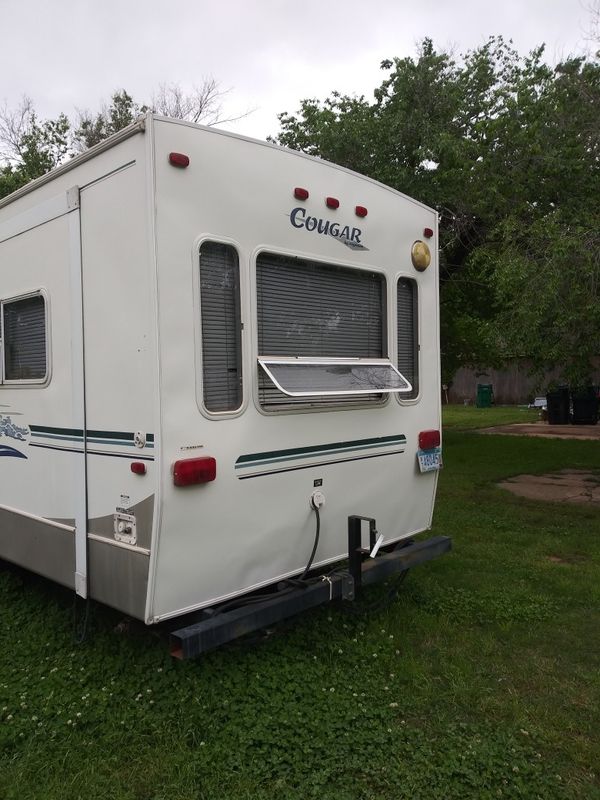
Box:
left=0, top=0, right=592, bottom=141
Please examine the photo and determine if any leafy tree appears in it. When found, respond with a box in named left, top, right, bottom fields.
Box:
left=273, top=38, right=600, bottom=385
left=490, top=213, right=600, bottom=387
left=0, top=96, right=71, bottom=190
left=0, top=79, right=249, bottom=196
left=0, top=164, right=27, bottom=198
left=73, top=90, right=148, bottom=151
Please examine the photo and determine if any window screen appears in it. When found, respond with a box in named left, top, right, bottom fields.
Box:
left=259, top=359, right=411, bottom=396
left=256, top=252, right=386, bottom=408
left=397, top=278, right=418, bottom=400
left=2, top=295, right=47, bottom=381
left=199, top=242, right=242, bottom=412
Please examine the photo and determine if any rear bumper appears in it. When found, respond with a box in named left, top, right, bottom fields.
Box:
left=169, top=533, right=451, bottom=659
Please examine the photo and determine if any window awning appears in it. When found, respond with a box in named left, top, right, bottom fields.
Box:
left=258, top=358, right=412, bottom=397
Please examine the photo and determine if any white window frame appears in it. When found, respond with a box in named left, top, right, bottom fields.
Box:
left=258, top=357, right=412, bottom=397
left=195, top=237, right=246, bottom=419
left=254, top=248, right=391, bottom=414
left=0, top=290, right=50, bottom=386
left=395, top=275, right=420, bottom=404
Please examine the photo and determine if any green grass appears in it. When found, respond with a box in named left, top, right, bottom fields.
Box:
left=1, top=428, right=599, bottom=799
left=443, top=403, right=541, bottom=430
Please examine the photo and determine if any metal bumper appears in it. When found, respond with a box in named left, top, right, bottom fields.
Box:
left=169, top=529, right=451, bottom=660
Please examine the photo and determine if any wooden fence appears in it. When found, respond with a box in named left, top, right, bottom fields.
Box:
left=447, top=361, right=600, bottom=405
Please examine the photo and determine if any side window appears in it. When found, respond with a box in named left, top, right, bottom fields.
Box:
left=397, top=278, right=418, bottom=400
left=1, top=294, right=47, bottom=383
left=199, top=241, right=243, bottom=413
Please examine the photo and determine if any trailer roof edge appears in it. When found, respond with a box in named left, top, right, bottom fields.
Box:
left=0, top=116, right=147, bottom=211
left=152, top=114, right=436, bottom=216
left=0, top=113, right=436, bottom=217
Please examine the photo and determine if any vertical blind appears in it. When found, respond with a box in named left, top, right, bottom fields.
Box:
left=199, top=242, right=242, bottom=412
left=256, top=252, right=385, bottom=408
left=397, top=278, right=418, bottom=399
left=2, top=295, right=47, bottom=381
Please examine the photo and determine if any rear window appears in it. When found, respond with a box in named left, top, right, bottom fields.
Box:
left=199, top=241, right=243, bottom=412
left=256, top=253, right=408, bottom=410
left=397, top=278, right=418, bottom=400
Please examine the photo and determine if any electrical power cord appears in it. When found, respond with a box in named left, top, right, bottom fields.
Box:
left=341, top=568, right=410, bottom=615
left=213, top=504, right=321, bottom=616
left=298, top=505, right=320, bottom=581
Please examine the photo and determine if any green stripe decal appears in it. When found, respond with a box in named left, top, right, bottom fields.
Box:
left=30, top=425, right=83, bottom=438
left=236, top=434, right=406, bottom=470
left=29, top=426, right=154, bottom=446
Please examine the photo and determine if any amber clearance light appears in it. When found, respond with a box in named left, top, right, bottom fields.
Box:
left=411, top=240, right=431, bottom=271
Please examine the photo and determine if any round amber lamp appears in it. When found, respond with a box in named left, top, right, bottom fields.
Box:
left=411, top=240, right=431, bottom=271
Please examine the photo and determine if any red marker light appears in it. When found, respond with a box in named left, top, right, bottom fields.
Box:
left=169, top=152, right=190, bottom=168
left=173, top=456, right=216, bottom=486
left=423, top=227, right=433, bottom=238
left=355, top=205, right=368, bottom=217
left=130, top=462, right=147, bottom=475
left=294, top=187, right=309, bottom=200
left=326, top=197, right=340, bottom=209
left=418, top=430, right=441, bottom=450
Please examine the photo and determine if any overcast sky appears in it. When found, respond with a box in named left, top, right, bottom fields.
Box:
left=0, top=0, right=595, bottom=141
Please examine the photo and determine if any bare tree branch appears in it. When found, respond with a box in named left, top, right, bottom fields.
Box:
left=151, top=79, right=253, bottom=126
left=0, top=96, right=35, bottom=163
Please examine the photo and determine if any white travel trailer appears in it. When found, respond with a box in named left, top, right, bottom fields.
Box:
left=0, top=115, right=449, bottom=656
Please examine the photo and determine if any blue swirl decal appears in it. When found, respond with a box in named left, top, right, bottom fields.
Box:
left=0, top=444, right=27, bottom=459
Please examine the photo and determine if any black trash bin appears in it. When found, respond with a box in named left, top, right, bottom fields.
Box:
left=546, top=386, right=570, bottom=425
left=571, top=387, right=598, bottom=425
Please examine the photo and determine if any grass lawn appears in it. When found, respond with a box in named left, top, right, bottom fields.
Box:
left=443, top=403, right=541, bottom=430
left=1, top=416, right=599, bottom=799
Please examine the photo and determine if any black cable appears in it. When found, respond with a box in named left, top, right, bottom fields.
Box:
left=213, top=584, right=298, bottom=615
left=341, top=569, right=410, bottom=616
left=299, top=505, right=320, bottom=581
left=213, top=505, right=321, bottom=616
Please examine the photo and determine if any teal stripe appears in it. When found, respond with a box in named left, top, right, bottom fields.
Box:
left=30, top=425, right=82, bottom=438
left=30, top=432, right=83, bottom=442
left=236, top=434, right=406, bottom=470
left=29, top=426, right=155, bottom=447
left=237, top=440, right=405, bottom=469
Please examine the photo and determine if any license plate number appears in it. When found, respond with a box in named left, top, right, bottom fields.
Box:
left=417, top=447, right=442, bottom=473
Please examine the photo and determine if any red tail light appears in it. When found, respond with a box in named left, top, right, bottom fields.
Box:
left=355, top=205, right=368, bottom=217
left=130, top=462, right=147, bottom=475
left=419, top=430, right=440, bottom=450
left=325, top=197, right=340, bottom=209
left=294, top=187, right=309, bottom=200
left=168, top=152, right=190, bottom=168
left=173, top=457, right=216, bottom=486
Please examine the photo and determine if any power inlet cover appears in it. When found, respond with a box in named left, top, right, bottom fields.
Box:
left=113, top=512, right=137, bottom=546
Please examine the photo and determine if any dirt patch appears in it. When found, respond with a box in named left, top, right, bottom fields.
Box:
left=479, top=423, right=600, bottom=440
left=547, top=554, right=588, bottom=565
left=498, top=469, right=600, bottom=505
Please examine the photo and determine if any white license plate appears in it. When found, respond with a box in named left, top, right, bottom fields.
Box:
left=417, top=447, right=442, bottom=473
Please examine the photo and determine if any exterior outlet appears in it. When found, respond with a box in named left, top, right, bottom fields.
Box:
left=310, top=490, right=326, bottom=509
left=114, top=512, right=137, bottom=546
